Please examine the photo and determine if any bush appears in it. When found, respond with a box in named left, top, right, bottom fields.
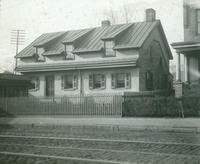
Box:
left=123, top=96, right=180, bottom=117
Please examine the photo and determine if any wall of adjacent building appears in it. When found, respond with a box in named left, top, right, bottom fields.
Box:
left=184, top=0, right=200, bottom=42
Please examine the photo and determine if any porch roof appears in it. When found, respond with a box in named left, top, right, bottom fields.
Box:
left=171, top=41, right=200, bottom=54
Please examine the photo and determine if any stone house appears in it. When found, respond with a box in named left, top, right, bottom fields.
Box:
left=15, top=9, right=173, bottom=97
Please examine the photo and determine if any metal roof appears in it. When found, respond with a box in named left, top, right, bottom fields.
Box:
left=16, top=20, right=170, bottom=58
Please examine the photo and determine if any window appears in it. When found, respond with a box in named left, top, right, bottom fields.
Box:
left=111, top=73, right=131, bottom=89
left=146, top=71, right=153, bottom=91
left=61, top=75, right=78, bottom=90
left=196, top=9, right=200, bottom=34
left=36, top=47, right=45, bottom=62
left=29, top=77, right=40, bottom=91
left=89, top=74, right=105, bottom=89
left=104, top=41, right=115, bottom=57
left=184, top=5, right=190, bottom=27
left=65, top=45, right=75, bottom=60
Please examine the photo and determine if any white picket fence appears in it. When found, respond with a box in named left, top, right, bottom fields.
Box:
left=0, top=95, right=123, bottom=117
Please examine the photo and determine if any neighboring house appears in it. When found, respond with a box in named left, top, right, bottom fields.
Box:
left=172, top=0, right=200, bottom=84
left=15, top=9, right=173, bottom=97
left=0, top=73, right=30, bottom=97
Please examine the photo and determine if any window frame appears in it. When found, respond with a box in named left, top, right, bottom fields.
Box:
left=111, top=73, right=131, bottom=89
left=61, top=74, right=78, bottom=90
left=196, top=9, right=200, bottom=35
left=89, top=74, right=106, bottom=90
left=29, top=77, right=40, bottom=91
left=104, top=41, right=116, bottom=57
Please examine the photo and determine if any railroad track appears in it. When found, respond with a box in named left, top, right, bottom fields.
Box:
left=0, top=134, right=200, bottom=164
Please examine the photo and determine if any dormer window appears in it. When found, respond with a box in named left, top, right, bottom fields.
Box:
left=36, top=47, right=45, bottom=62
left=104, top=40, right=115, bottom=57
left=65, top=44, right=75, bottom=60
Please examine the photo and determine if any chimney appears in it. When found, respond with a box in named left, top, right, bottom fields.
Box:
left=101, top=20, right=111, bottom=27
left=146, top=8, right=156, bottom=22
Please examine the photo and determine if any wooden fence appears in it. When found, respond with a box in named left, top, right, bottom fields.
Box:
left=0, top=95, right=123, bottom=117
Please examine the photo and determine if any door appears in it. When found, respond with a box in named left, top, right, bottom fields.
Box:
left=45, top=75, right=54, bottom=97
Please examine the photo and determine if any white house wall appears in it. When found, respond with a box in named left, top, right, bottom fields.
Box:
left=27, top=67, right=139, bottom=97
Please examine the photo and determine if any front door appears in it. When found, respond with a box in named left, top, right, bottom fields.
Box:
left=45, top=75, right=54, bottom=97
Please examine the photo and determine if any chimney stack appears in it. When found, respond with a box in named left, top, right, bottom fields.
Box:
left=146, top=8, right=156, bottom=22
left=101, top=20, right=111, bottom=27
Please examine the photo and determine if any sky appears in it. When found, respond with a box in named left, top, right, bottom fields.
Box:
left=0, top=0, right=183, bottom=72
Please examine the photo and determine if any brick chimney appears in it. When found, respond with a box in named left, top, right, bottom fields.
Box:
left=101, top=20, right=111, bottom=27
left=146, top=8, right=156, bottom=22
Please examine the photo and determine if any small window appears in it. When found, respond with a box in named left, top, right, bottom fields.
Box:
left=111, top=73, right=131, bottom=89
left=146, top=71, right=153, bottom=91
left=196, top=9, right=200, bottom=34
left=29, top=77, right=40, bottom=91
left=104, top=41, right=115, bottom=57
left=65, top=45, right=75, bottom=60
left=61, top=75, right=78, bottom=90
left=89, top=74, right=106, bottom=89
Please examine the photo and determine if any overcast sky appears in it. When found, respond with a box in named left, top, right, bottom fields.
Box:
left=0, top=0, right=183, bottom=72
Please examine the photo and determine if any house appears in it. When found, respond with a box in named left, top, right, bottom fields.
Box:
left=0, top=73, right=30, bottom=97
left=172, top=0, right=200, bottom=85
left=15, top=9, right=173, bottom=97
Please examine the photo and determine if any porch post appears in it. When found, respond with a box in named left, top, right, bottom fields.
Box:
left=177, top=52, right=181, bottom=81
left=184, top=55, right=188, bottom=82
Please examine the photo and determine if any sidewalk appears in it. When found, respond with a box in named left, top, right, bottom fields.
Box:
left=1, top=116, right=200, bottom=133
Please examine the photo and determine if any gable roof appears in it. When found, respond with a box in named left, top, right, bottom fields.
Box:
left=16, top=20, right=169, bottom=58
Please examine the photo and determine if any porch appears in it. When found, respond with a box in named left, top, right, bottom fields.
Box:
left=172, top=41, right=200, bottom=85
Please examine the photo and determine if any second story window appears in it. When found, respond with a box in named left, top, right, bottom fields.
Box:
left=29, top=77, right=40, bottom=91
left=196, top=9, right=200, bottom=34
left=61, top=74, right=78, bottom=90
left=36, top=47, right=45, bottom=62
left=65, top=45, right=75, bottom=60
left=111, top=73, right=131, bottom=89
left=104, top=41, right=115, bottom=57
left=89, top=74, right=106, bottom=89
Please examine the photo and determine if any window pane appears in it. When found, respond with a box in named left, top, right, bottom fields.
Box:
left=93, top=74, right=101, bottom=89
left=64, top=75, right=73, bottom=89
left=116, top=73, right=125, bottom=88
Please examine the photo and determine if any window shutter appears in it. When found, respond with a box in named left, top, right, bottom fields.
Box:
left=73, top=75, right=78, bottom=89
left=125, top=73, right=131, bottom=89
left=89, top=74, right=93, bottom=89
left=61, top=75, right=64, bottom=89
left=111, top=74, right=116, bottom=89
left=101, top=74, right=106, bottom=89
left=36, top=77, right=40, bottom=90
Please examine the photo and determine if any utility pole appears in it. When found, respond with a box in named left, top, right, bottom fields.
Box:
left=10, top=29, right=25, bottom=74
